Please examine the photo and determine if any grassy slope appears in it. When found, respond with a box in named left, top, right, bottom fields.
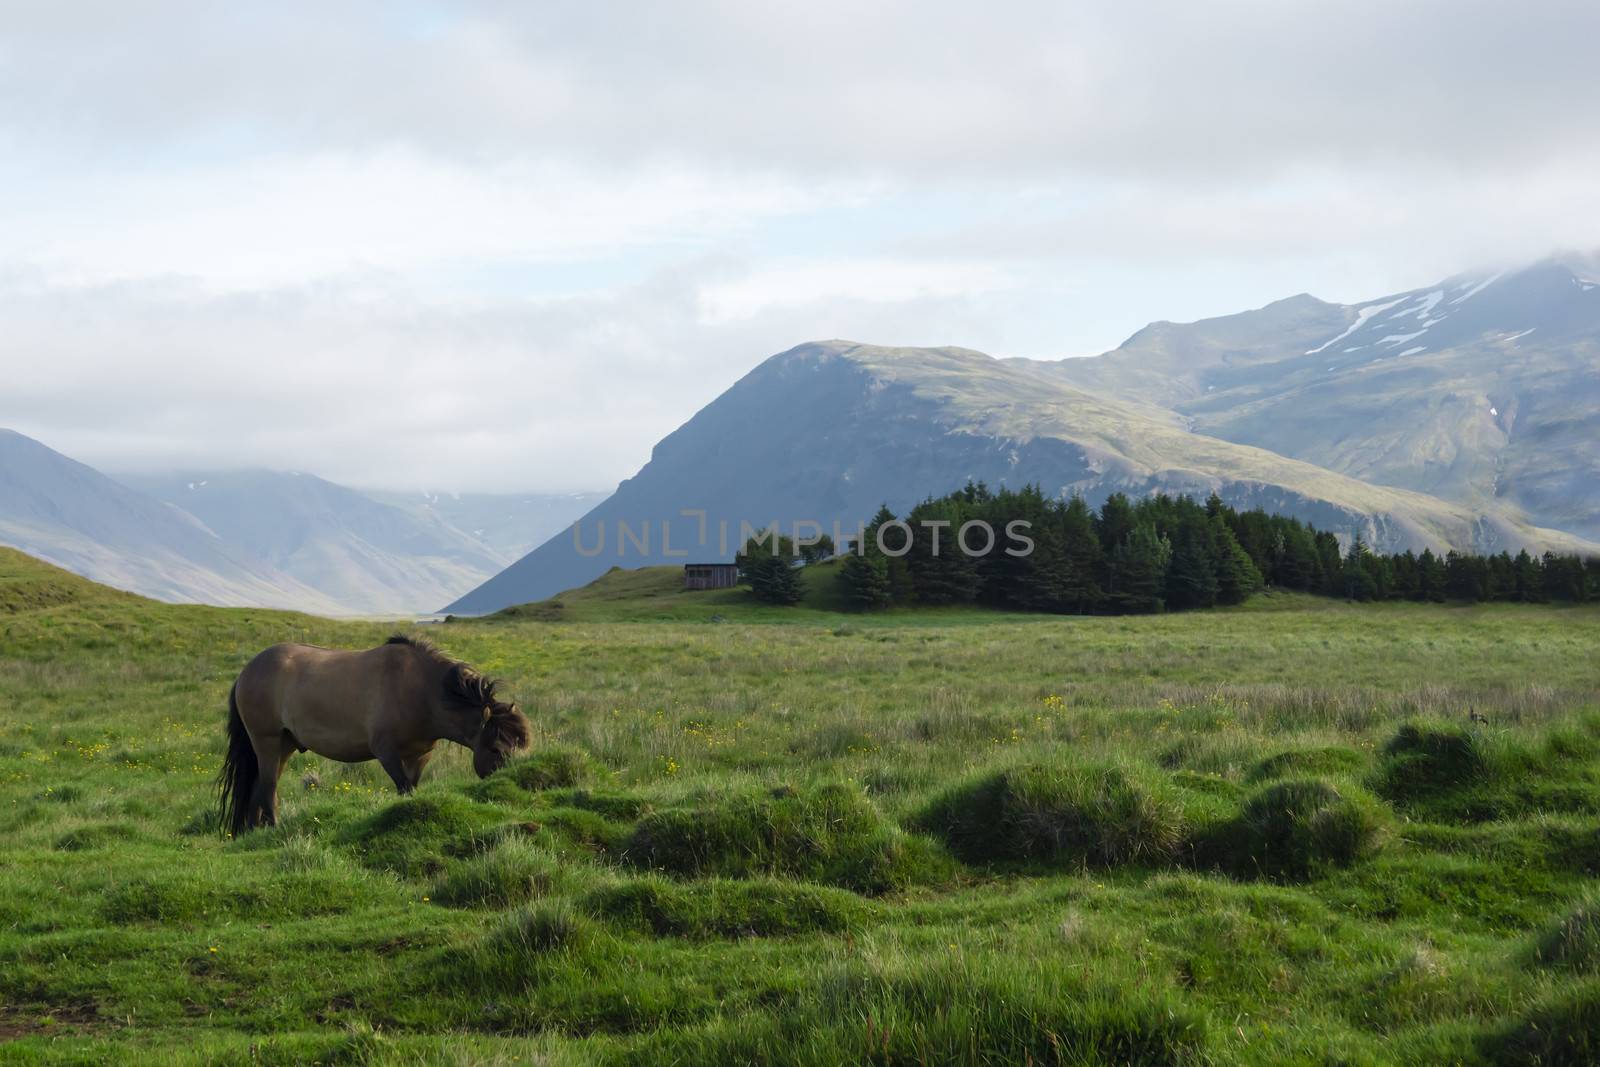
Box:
left=4, top=546, right=1600, bottom=1063
left=488, top=559, right=1004, bottom=624
left=840, top=343, right=1599, bottom=554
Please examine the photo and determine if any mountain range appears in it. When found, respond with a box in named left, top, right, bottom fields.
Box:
left=446, top=254, right=1600, bottom=614
left=5, top=253, right=1596, bottom=616
left=0, top=431, right=601, bottom=614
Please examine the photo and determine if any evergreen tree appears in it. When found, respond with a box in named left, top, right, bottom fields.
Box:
left=1313, top=532, right=1344, bottom=595
left=1056, top=496, right=1105, bottom=613
left=982, top=486, right=1052, bottom=609
left=864, top=504, right=916, bottom=602
left=905, top=498, right=982, bottom=604
left=847, top=482, right=1597, bottom=617
left=1445, top=550, right=1486, bottom=601
left=838, top=551, right=892, bottom=610
left=1389, top=551, right=1420, bottom=601
left=1486, top=552, right=1515, bottom=601
left=1417, top=549, right=1446, bottom=602
left=1274, top=524, right=1318, bottom=591
left=1107, top=523, right=1170, bottom=613
left=736, top=532, right=805, bottom=605
left=745, top=554, right=803, bottom=605
left=1542, top=553, right=1589, bottom=603
left=1343, top=538, right=1377, bottom=601
left=1213, top=521, right=1264, bottom=605
left=1097, top=493, right=1135, bottom=555
left=1512, top=550, right=1543, bottom=602
left=1166, top=514, right=1219, bottom=610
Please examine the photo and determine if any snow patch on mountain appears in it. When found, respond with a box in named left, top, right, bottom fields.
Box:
left=1450, top=271, right=1503, bottom=305
left=1306, top=297, right=1405, bottom=355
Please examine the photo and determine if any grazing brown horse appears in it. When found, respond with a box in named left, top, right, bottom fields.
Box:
left=218, top=635, right=531, bottom=834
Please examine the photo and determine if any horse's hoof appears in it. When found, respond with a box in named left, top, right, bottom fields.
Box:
left=301, top=772, right=322, bottom=791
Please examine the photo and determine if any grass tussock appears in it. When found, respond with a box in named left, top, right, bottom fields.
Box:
left=616, top=954, right=1209, bottom=1066
left=1529, top=894, right=1600, bottom=974
left=431, top=839, right=573, bottom=908
left=917, top=762, right=1189, bottom=868
left=623, top=783, right=945, bottom=893
left=52, top=822, right=137, bottom=852
left=466, top=747, right=600, bottom=802
left=1246, top=745, right=1367, bottom=783
left=441, top=901, right=596, bottom=996
left=1202, top=778, right=1388, bottom=881
left=585, top=875, right=866, bottom=939
left=336, top=794, right=506, bottom=878
left=1488, top=979, right=1600, bottom=1066
left=1376, top=720, right=1600, bottom=823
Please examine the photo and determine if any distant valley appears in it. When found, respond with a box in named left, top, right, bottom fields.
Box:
left=0, top=429, right=602, bottom=614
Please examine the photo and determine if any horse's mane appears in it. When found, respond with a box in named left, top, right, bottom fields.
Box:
left=387, top=633, right=508, bottom=713
left=387, top=632, right=532, bottom=758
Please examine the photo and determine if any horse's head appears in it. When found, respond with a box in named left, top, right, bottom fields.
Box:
left=435, top=657, right=533, bottom=777
left=473, top=699, right=532, bottom=778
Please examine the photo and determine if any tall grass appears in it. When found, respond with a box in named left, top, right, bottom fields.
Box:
left=3, top=548, right=1600, bottom=1062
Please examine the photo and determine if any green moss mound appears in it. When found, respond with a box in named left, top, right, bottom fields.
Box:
left=623, top=783, right=940, bottom=893
left=53, top=822, right=137, bottom=852
left=1488, top=978, right=1600, bottom=1066
left=101, top=870, right=381, bottom=924
left=337, top=794, right=506, bottom=878
left=616, top=956, right=1208, bottom=1066
left=1375, top=721, right=1600, bottom=823
left=466, top=747, right=600, bottom=803
left=1213, top=778, right=1387, bottom=881
left=432, top=839, right=572, bottom=909
left=917, top=762, right=1188, bottom=868
left=586, top=876, right=865, bottom=938
left=444, top=901, right=596, bottom=996
left=1530, top=894, right=1600, bottom=974
left=1247, top=746, right=1366, bottom=783
left=1376, top=722, right=1491, bottom=806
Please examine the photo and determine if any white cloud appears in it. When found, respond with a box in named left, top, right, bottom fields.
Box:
left=3, top=149, right=832, bottom=290
left=1, top=1, right=1599, bottom=491
left=696, top=258, right=1016, bottom=324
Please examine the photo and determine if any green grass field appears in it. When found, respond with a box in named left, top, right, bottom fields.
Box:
left=4, top=547, right=1600, bottom=1065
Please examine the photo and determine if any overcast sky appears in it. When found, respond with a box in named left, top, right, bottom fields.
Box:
left=3, top=1, right=1598, bottom=492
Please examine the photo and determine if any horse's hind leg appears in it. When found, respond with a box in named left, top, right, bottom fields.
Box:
left=246, top=733, right=291, bottom=827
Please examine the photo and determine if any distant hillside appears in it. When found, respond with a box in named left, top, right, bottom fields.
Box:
left=119, top=471, right=520, bottom=615
left=1, top=428, right=604, bottom=615
left=0, top=430, right=341, bottom=612
left=366, top=489, right=608, bottom=561
left=0, top=544, right=147, bottom=615
left=483, top=560, right=851, bottom=624
left=447, top=340, right=1593, bottom=615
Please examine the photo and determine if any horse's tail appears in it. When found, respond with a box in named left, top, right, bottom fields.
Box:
left=217, top=682, right=257, bottom=837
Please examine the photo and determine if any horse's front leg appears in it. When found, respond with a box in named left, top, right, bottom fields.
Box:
left=374, top=749, right=415, bottom=795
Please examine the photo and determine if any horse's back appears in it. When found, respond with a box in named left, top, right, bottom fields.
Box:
left=235, top=643, right=399, bottom=762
